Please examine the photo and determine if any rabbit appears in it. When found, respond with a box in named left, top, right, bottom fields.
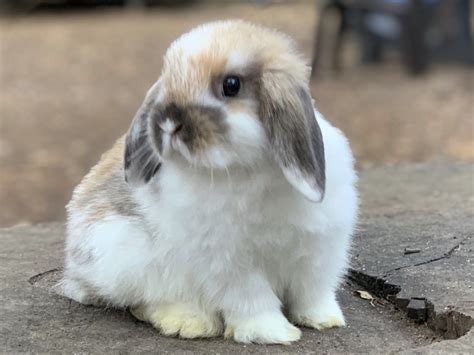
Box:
left=60, top=20, right=358, bottom=345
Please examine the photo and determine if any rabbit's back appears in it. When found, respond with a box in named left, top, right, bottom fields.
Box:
left=67, top=136, right=140, bottom=229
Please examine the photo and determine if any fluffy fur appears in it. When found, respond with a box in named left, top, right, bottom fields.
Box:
left=61, top=20, right=358, bottom=344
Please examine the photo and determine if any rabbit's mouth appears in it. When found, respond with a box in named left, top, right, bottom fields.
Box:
left=156, top=131, right=235, bottom=170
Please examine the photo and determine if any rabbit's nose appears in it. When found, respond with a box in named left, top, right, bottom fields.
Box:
left=159, top=119, right=182, bottom=136
left=174, top=123, right=183, bottom=134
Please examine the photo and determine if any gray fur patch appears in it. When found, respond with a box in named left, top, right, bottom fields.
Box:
left=70, top=246, right=94, bottom=265
left=259, top=80, right=326, bottom=199
left=297, top=87, right=326, bottom=194
left=124, top=101, right=162, bottom=185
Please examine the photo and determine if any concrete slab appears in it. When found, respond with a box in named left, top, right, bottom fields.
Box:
left=0, top=224, right=436, bottom=353
left=354, top=161, right=474, bottom=340
left=1, top=161, right=473, bottom=352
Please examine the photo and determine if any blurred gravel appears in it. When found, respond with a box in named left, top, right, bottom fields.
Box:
left=0, top=2, right=473, bottom=226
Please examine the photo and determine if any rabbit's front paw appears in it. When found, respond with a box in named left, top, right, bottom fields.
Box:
left=290, top=298, right=346, bottom=330
left=225, top=311, right=301, bottom=344
left=131, top=303, right=223, bottom=338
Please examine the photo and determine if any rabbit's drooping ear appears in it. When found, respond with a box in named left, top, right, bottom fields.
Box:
left=260, top=73, right=325, bottom=202
left=124, top=81, right=162, bottom=186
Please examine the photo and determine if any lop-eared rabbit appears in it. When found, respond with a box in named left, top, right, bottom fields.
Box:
left=61, top=20, right=358, bottom=344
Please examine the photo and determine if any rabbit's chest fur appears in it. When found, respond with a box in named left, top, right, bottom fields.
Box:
left=131, top=159, right=323, bottom=300
left=64, top=116, right=356, bottom=310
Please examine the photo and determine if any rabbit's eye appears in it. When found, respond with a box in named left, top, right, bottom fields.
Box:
left=222, top=76, right=240, bottom=97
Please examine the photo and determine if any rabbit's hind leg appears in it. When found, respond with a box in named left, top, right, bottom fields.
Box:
left=61, top=216, right=157, bottom=307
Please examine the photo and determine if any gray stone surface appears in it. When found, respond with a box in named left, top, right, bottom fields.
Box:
left=401, top=330, right=474, bottom=355
left=354, top=161, right=474, bottom=341
left=0, top=224, right=436, bottom=353
left=1, top=161, right=473, bottom=353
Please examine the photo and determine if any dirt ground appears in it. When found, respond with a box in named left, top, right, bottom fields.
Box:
left=0, top=2, right=473, bottom=226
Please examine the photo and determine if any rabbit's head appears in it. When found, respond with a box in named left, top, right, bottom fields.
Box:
left=125, top=20, right=325, bottom=202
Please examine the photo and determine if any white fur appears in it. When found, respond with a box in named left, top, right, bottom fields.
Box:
left=62, top=108, right=358, bottom=344
left=281, top=166, right=323, bottom=202
left=62, top=19, right=357, bottom=345
left=225, top=51, right=253, bottom=73
left=168, top=24, right=216, bottom=58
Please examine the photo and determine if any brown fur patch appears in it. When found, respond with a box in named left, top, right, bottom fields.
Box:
left=151, top=103, right=227, bottom=153
left=68, top=136, right=141, bottom=225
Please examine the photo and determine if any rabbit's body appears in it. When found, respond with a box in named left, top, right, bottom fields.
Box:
left=61, top=21, right=358, bottom=344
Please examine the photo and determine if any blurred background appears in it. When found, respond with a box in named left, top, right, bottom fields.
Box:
left=0, top=0, right=472, bottom=226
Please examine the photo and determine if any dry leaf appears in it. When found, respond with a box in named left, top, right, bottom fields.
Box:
left=355, top=290, right=374, bottom=300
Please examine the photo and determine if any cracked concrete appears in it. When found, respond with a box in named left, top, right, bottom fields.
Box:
left=0, top=225, right=439, bottom=353
left=381, top=235, right=470, bottom=274
left=1, top=161, right=473, bottom=352
left=354, top=161, right=474, bottom=341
